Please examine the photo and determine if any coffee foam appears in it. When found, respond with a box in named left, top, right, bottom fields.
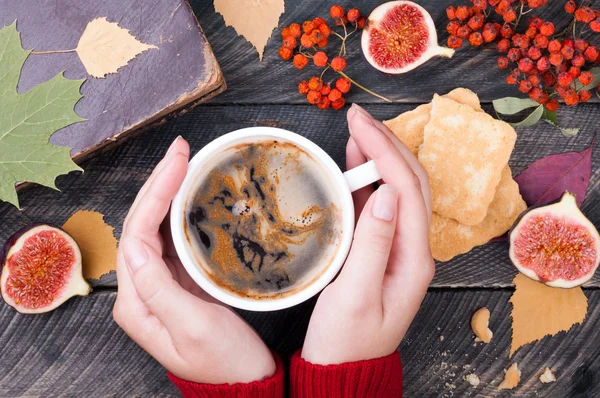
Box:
left=184, top=138, right=343, bottom=299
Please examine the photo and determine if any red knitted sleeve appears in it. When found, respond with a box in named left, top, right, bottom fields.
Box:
left=290, top=350, right=402, bottom=397
left=167, top=353, right=284, bottom=398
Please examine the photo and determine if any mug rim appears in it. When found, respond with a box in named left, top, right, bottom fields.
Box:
left=170, top=126, right=355, bottom=311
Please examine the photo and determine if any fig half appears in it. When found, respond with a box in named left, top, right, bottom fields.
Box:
left=1, top=224, right=90, bottom=314
left=509, top=192, right=600, bottom=288
left=361, top=1, right=454, bottom=74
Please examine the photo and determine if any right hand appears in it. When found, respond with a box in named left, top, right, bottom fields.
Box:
left=301, top=104, right=435, bottom=365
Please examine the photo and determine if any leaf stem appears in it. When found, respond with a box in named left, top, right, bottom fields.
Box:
left=31, top=49, right=76, bottom=55
left=336, top=70, right=392, bottom=102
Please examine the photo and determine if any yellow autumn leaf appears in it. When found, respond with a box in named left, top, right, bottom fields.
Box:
left=510, top=273, right=588, bottom=356
left=214, top=0, right=285, bottom=60
left=62, top=210, right=118, bottom=280
left=76, top=17, right=157, bottom=78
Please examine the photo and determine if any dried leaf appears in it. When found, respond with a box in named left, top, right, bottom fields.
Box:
left=0, top=22, right=84, bottom=208
left=514, top=140, right=593, bottom=207
left=510, top=104, right=544, bottom=128
left=510, top=274, right=587, bottom=356
left=493, top=97, right=539, bottom=115
left=76, top=17, right=158, bottom=78
left=214, top=0, right=285, bottom=60
left=62, top=210, right=118, bottom=280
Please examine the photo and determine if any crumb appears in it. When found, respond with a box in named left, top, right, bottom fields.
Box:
left=441, top=362, right=449, bottom=370
left=463, top=365, right=472, bottom=370
left=464, top=373, right=480, bottom=387
left=442, top=351, right=448, bottom=357
left=471, top=307, right=493, bottom=343
left=498, top=363, right=521, bottom=390
left=445, top=382, right=457, bottom=389
left=440, top=335, right=445, bottom=341
left=539, top=367, right=556, bottom=384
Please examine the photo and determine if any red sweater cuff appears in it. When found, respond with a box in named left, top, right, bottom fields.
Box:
left=290, top=350, right=402, bottom=398
left=167, top=353, right=284, bottom=398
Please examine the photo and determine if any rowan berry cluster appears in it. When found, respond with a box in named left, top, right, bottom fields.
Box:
left=446, top=0, right=600, bottom=110
left=279, top=5, right=388, bottom=109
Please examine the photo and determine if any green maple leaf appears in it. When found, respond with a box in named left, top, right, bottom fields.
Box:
left=0, top=21, right=85, bottom=209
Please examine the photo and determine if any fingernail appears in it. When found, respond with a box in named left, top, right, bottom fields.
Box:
left=373, top=184, right=397, bottom=221
left=123, top=238, right=149, bottom=273
left=166, top=136, right=182, bottom=156
left=351, top=103, right=375, bottom=124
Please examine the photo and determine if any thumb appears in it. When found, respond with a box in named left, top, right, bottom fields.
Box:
left=122, top=237, right=207, bottom=333
left=338, top=184, right=398, bottom=296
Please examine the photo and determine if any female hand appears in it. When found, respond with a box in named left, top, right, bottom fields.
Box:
left=302, top=104, right=435, bottom=365
left=112, top=137, right=276, bottom=384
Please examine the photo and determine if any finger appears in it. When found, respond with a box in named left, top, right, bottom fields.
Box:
left=338, top=184, right=398, bottom=297
left=347, top=104, right=432, bottom=221
left=124, top=137, right=190, bottom=233
left=346, top=136, right=374, bottom=221
left=121, top=236, right=208, bottom=335
left=347, top=106, right=433, bottom=283
left=126, top=151, right=189, bottom=241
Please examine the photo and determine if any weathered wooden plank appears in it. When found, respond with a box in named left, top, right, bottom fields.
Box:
left=0, top=289, right=598, bottom=397
left=189, top=0, right=581, bottom=104
left=1, top=103, right=599, bottom=288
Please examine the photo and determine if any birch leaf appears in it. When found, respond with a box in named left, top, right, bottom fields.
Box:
left=76, top=17, right=158, bottom=78
left=62, top=210, right=118, bottom=280
left=214, top=0, right=285, bottom=60
left=0, top=22, right=84, bottom=209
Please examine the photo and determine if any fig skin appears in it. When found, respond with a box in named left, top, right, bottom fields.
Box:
left=509, top=192, right=600, bottom=288
left=0, top=224, right=91, bottom=314
left=361, top=1, right=455, bottom=74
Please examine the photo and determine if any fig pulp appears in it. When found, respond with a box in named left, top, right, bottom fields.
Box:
left=361, top=1, right=454, bottom=74
left=509, top=192, right=600, bottom=288
left=1, top=224, right=90, bottom=313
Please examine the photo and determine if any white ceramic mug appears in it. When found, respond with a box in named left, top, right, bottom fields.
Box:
left=171, top=126, right=381, bottom=311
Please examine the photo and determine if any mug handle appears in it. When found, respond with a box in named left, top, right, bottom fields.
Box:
left=343, top=160, right=381, bottom=192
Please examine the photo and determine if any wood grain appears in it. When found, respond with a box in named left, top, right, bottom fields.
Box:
left=2, top=103, right=598, bottom=288
left=1, top=290, right=598, bottom=397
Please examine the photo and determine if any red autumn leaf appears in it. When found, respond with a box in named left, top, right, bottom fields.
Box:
left=514, top=139, right=594, bottom=207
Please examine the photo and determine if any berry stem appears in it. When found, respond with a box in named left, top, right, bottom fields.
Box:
left=31, top=49, right=76, bottom=55
left=336, top=69, right=392, bottom=102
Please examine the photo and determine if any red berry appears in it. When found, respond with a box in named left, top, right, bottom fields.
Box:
left=317, top=96, right=331, bottom=110
left=473, top=0, right=487, bottom=11
left=283, top=35, right=297, bottom=49
left=533, top=34, right=549, bottom=49
left=529, top=87, right=548, bottom=103
left=469, top=32, right=483, bottom=47
left=331, top=56, right=347, bottom=72
left=313, top=51, right=328, bottom=67
left=548, top=40, right=562, bottom=53
left=498, top=56, right=509, bottom=69
left=293, top=54, right=309, bottom=69
left=456, top=6, right=470, bottom=21
left=447, top=21, right=461, bottom=36
left=549, top=53, right=563, bottom=66
left=330, top=5, right=345, bottom=19
left=525, top=26, right=537, bottom=39
left=468, top=14, right=485, bottom=30
left=507, top=48, right=522, bottom=62
left=528, top=0, right=545, bottom=8
left=319, top=24, right=331, bottom=38
left=300, top=33, right=313, bottom=48
left=542, top=72, right=556, bottom=86
left=564, top=89, right=579, bottom=105
left=298, top=80, right=309, bottom=95
left=539, top=22, right=555, bottom=36
left=579, top=90, right=592, bottom=102
left=313, top=17, right=326, bottom=27
left=317, top=37, right=329, bottom=48
left=497, top=38, right=511, bottom=53
left=489, top=0, right=501, bottom=6
left=335, top=77, right=351, bottom=93
left=512, top=34, right=530, bottom=49
left=503, top=8, right=517, bottom=23
left=557, top=72, right=574, bottom=87
left=585, top=46, right=599, bottom=62
left=529, top=17, right=543, bottom=29
left=331, top=98, right=345, bottom=110
left=446, top=6, right=457, bottom=20
left=569, top=66, right=581, bottom=78
left=289, top=23, right=302, bottom=38
left=591, top=18, right=600, bottom=32
left=572, top=54, right=586, bottom=67
left=545, top=98, right=559, bottom=111
left=501, top=24, right=514, bottom=39
left=448, top=35, right=463, bottom=49
left=565, top=0, right=577, bottom=14
left=537, top=57, right=551, bottom=72
left=563, top=39, right=575, bottom=48
left=279, top=46, right=293, bottom=61
left=457, top=25, right=472, bottom=38
left=506, top=69, right=519, bottom=85
left=347, top=9, right=360, bottom=23
left=306, top=90, right=321, bottom=105
left=496, top=0, right=510, bottom=13
left=561, top=46, right=575, bottom=60
left=528, top=74, right=541, bottom=86
left=579, top=71, right=594, bottom=85
left=308, top=77, right=323, bottom=91
left=328, top=88, right=342, bottom=102
left=575, top=39, right=589, bottom=52
left=281, top=27, right=291, bottom=38
left=320, top=83, right=331, bottom=96
left=303, top=21, right=316, bottom=34
left=528, top=47, right=542, bottom=60
left=309, top=30, right=324, bottom=44
left=518, top=58, right=534, bottom=73
left=519, top=80, right=533, bottom=93
left=482, top=25, right=498, bottom=43
left=576, top=7, right=596, bottom=23
left=356, top=16, right=366, bottom=29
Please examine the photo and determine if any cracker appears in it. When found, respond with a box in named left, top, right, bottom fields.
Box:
left=419, top=95, right=517, bottom=225
left=383, top=88, right=482, bottom=156
left=429, top=166, right=527, bottom=262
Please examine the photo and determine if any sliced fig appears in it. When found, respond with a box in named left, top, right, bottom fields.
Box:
left=1, top=224, right=90, bottom=314
left=509, top=192, right=600, bottom=288
left=361, top=1, right=454, bottom=74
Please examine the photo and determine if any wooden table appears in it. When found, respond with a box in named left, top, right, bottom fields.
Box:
left=1, top=1, right=599, bottom=396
